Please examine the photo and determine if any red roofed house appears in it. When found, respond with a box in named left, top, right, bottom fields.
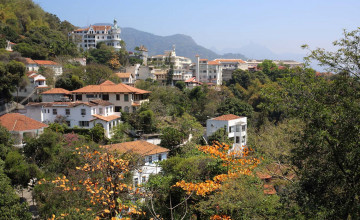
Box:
left=69, top=19, right=121, bottom=51
left=71, top=80, right=150, bottom=113
left=0, top=113, right=48, bottom=147
left=115, top=72, right=135, bottom=85
left=25, top=99, right=121, bottom=138
left=24, top=58, right=63, bottom=76
left=102, top=140, right=170, bottom=185
left=206, top=114, right=247, bottom=151
left=41, top=88, right=72, bottom=102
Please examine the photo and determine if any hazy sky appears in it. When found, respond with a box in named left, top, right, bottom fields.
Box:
left=34, top=0, right=360, bottom=54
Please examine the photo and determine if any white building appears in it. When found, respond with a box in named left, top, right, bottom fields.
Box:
left=5, top=40, right=16, bottom=52
left=0, top=113, right=48, bottom=147
left=69, top=19, right=121, bottom=51
left=71, top=80, right=151, bottom=113
left=25, top=99, right=121, bottom=138
left=196, top=58, right=223, bottom=86
left=24, top=58, right=63, bottom=76
left=102, top=140, right=170, bottom=185
left=206, top=114, right=247, bottom=151
left=148, top=46, right=192, bottom=84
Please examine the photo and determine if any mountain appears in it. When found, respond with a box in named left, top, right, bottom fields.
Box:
left=220, top=43, right=306, bottom=62
left=120, top=27, right=246, bottom=61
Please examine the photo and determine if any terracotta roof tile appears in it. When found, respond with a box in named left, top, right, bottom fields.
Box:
left=0, top=113, right=48, bottom=131
left=27, top=101, right=96, bottom=108
left=34, top=60, right=59, bottom=65
left=263, top=184, right=277, bottom=195
left=25, top=58, right=36, bottom=64
left=100, top=80, right=116, bottom=85
left=212, top=114, right=242, bottom=121
left=42, top=88, right=71, bottom=95
left=92, top=114, right=120, bottom=122
left=208, top=60, right=220, bottom=65
left=72, top=83, right=150, bottom=94
left=115, top=72, right=131, bottom=78
left=102, top=140, right=169, bottom=156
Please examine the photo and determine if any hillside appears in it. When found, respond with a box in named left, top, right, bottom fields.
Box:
left=121, top=27, right=246, bottom=61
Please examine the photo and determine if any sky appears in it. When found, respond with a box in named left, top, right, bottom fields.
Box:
left=34, top=0, right=360, bottom=55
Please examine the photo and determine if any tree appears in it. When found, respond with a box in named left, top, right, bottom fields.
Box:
left=207, top=127, right=232, bottom=146
left=84, top=64, right=112, bottom=85
left=166, top=64, right=174, bottom=86
left=38, top=145, right=143, bottom=219
left=0, top=60, right=26, bottom=102
left=217, top=97, right=254, bottom=119
left=160, top=127, right=185, bottom=150
left=0, top=125, right=14, bottom=160
left=0, top=172, right=32, bottom=220
left=175, top=81, right=186, bottom=91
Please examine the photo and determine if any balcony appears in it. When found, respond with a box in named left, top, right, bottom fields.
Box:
left=133, top=99, right=149, bottom=106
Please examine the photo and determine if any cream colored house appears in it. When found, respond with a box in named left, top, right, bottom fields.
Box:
left=71, top=80, right=150, bottom=113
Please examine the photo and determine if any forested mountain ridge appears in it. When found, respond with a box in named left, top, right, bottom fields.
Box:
left=0, top=0, right=78, bottom=59
left=121, top=27, right=247, bottom=60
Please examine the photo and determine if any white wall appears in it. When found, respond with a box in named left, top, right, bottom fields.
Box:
left=132, top=152, right=168, bottom=185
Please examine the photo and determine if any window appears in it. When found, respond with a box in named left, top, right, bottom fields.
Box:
left=48, top=109, right=50, bottom=113
left=116, top=94, right=120, bottom=100
left=79, top=121, right=89, bottom=127
left=66, top=109, right=70, bottom=115
left=242, top=125, right=246, bottom=131
left=99, top=108, right=103, bottom=114
left=158, top=154, right=162, bottom=161
left=229, top=126, right=233, bottom=133
left=236, top=136, right=240, bottom=143
left=242, top=136, right=246, bottom=143
left=148, top=156, right=152, bottom=164
left=102, top=94, right=109, bottom=100
left=66, top=121, right=71, bottom=127
left=81, top=109, right=86, bottom=115
left=142, top=176, right=146, bottom=183
left=236, top=125, right=240, bottom=132
left=115, top=106, right=122, bottom=112
left=86, top=94, right=94, bottom=98
left=76, top=94, right=82, bottom=101
left=124, top=94, right=129, bottom=102
left=52, top=109, right=57, bottom=115
left=106, top=107, right=108, bottom=114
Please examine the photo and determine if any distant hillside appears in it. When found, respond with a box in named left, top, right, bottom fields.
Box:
left=121, top=27, right=246, bottom=61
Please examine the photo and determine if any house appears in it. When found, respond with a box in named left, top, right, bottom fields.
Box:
left=25, top=99, right=121, bottom=138
left=102, top=140, right=170, bottom=185
left=27, top=72, right=47, bottom=88
left=69, top=19, right=121, bottom=51
left=71, top=80, right=151, bottom=113
left=115, top=72, right=135, bottom=85
left=184, top=77, right=202, bottom=89
left=196, top=58, right=223, bottom=86
left=11, top=72, right=48, bottom=102
left=206, top=114, right=247, bottom=151
left=0, top=113, right=48, bottom=147
left=24, top=58, right=63, bottom=76
left=41, top=88, right=72, bottom=102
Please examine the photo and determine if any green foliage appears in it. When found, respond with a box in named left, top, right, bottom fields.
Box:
left=217, top=97, right=254, bottom=119
left=196, top=176, right=280, bottom=219
left=55, top=74, right=84, bottom=91
left=4, top=150, right=40, bottom=187
left=160, top=127, right=185, bottom=150
left=0, top=60, right=26, bottom=102
left=88, top=124, right=106, bottom=144
left=84, top=64, right=112, bottom=85
left=175, top=80, right=186, bottom=91
left=111, top=122, right=132, bottom=143
left=207, top=127, right=232, bottom=146
left=0, top=172, right=32, bottom=220
left=0, top=125, right=13, bottom=160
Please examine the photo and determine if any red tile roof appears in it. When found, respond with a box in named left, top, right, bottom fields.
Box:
left=263, top=184, right=277, bottom=195
left=0, top=113, right=48, bottom=131
left=212, top=114, right=242, bottom=121
left=208, top=60, right=220, bottom=65
left=115, top=72, right=131, bottom=78
left=42, top=88, right=71, bottom=95
left=25, top=58, right=36, bottom=64
left=92, top=114, right=120, bottom=122
left=100, top=80, right=116, bottom=85
left=34, top=60, right=59, bottom=65
left=200, top=59, right=208, bottom=61
left=72, top=83, right=150, bottom=94
left=102, top=140, right=169, bottom=156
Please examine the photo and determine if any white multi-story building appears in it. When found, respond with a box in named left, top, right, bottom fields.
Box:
left=102, top=140, right=169, bottom=185
left=71, top=80, right=150, bottom=113
left=206, top=114, right=247, bottom=151
left=196, top=58, right=223, bottom=86
left=148, top=46, right=192, bottom=84
left=69, top=19, right=122, bottom=51
left=25, top=99, right=121, bottom=138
